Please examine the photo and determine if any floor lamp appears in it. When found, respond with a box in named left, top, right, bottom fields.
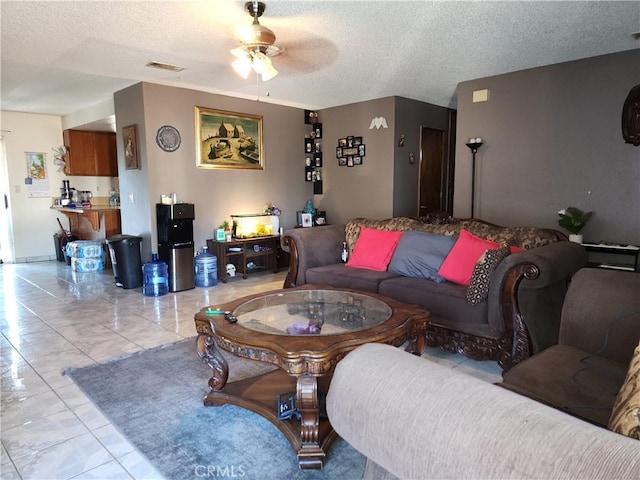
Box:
left=465, top=139, right=483, bottom=218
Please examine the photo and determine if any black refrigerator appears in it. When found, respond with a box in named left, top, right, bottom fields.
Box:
left=156, top=203, right=195, bottom=292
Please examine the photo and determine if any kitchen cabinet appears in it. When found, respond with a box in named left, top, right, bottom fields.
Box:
left=63, top=130, right=118, bottom=176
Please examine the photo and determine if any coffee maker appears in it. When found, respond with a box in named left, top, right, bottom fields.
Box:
left=156, top=203, right=195, bottom=292
left=60, top=180, right=72, bottom=205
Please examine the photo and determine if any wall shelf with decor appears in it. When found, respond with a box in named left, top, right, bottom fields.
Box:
left=304, top=110, right=323, bottom=195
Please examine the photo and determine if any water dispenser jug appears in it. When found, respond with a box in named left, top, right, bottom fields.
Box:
left=143, top=253, right=169, bottom=297
left=195, top=246, right=218, bottom=287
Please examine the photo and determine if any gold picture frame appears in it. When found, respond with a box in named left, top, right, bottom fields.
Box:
left=195, top=106, right=264, bottom=170
left=123, top=124, right=139, bottom=170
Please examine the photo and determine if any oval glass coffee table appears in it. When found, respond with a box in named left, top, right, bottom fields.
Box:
left=194, top=285, right=430, bottom=469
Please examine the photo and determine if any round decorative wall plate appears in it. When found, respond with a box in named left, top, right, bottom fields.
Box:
left=156, top=125, right=181, bottom=152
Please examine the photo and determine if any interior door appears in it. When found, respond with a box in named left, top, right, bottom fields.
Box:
left=418, top=128, right=445, bottom=216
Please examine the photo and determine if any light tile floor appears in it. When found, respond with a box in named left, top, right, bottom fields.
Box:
left=1, top=261, right=502, bottom=480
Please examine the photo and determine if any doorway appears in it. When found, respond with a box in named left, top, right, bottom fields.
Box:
left=418, top=121, right=455, bottom=217
left=0, top=134, right=14, bottom=263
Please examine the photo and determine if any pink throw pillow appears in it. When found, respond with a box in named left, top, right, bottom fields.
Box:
left=438, top=230, right=501, bottom=286
left=346, top=227, right=404, bottom=271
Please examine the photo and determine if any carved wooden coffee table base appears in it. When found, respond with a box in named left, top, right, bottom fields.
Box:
left=194, top=286, right=430, bottom=469
left=197, top=334, right=334, bottom=468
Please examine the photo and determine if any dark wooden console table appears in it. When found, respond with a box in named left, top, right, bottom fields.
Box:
left=207, top=235, right=281, bottom=282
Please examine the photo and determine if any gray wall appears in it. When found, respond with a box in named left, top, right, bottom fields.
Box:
left=317, top=96, right=453, bottom=226
left=317, top=97, right=396, bottom=226
left=114, top=82, right=310, bottom=260
left=455, top=49, right=640, bottom=245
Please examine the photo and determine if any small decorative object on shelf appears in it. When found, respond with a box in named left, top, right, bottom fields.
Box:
left=558, top=207, right=593, bottom=243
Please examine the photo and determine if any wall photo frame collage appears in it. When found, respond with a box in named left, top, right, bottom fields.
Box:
left=336, top=135, right=365, bottom=167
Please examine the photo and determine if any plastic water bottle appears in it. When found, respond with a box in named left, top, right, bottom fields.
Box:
left=195, top=246, right=218, bottom=287
left=142, top=253, right=169, bottom=297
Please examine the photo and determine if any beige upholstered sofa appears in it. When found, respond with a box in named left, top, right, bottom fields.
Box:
left=327, top=343, right=640, bottom=480
left=326, top=267, right=640, bottom=479
left=282, top=217, right=587, bottom=370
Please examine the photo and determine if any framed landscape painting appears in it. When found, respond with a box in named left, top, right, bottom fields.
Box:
left=195, top=106, right=263, bottom=170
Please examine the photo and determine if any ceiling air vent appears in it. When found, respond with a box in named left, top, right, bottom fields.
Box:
left=145, top=62, right=185, bottom=72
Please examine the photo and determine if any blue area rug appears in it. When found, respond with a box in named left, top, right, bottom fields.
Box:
left=67, top=338, right=365, bottom=480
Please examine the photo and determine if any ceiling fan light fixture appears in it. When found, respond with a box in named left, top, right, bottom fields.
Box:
left=230, top=2, right=279, bottom=82
left=236, top=21, right=276, bottom=48
left=232, top=56, right=253, bottom=79
left=252, top=52, right=278, bottom=81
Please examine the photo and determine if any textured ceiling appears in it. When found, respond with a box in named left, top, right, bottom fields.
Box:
left=1, top=0, right=639, bottom=121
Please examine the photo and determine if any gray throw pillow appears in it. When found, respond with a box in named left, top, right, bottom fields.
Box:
left=466, top=245, right=511, bottom=304
left=388, top=231, right=458, bottom=282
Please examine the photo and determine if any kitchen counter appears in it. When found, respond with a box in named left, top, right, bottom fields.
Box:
left=52, top=205, right=121, bottom=238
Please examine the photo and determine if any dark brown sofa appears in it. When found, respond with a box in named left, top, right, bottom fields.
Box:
left=282, top=217, right=587, bottom=370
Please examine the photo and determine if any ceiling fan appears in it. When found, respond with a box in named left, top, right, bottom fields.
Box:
left=231, top=1, right=282, bottom=81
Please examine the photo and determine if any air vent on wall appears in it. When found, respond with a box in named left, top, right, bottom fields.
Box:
left=145, top=62, right=186, bottom=72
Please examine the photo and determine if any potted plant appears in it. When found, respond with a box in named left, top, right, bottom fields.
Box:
left=558, top=207, right=593, bottom=243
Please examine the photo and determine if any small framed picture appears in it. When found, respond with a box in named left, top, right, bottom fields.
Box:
left=338, top=157, right=347, bottom=166
left=336, top=147, right=343, bottom=158
left=314, top=153, right=322, bottom=167
left=353, top=156, right=362, bottom=166
left=305, top=139, right=313, bottom=153
left=301, top=213, right=313, bottom=227
left=314, top=123, right=322, bottom=139
left=353, top=136, right=362, bottom=146
left=338, top=138, right=347, bottom=147
left=358, top=144, right=366, bottom=156
left=347, top=156, right=354, bottom=167
left=123, top=124, right=139, bottom=170
left=347, top=136, right=354, bottom=147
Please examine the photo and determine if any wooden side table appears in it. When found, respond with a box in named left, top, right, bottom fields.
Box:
left=207, top=235, right=281, bottom=282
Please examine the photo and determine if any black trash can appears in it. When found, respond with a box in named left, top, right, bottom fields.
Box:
left=54, top=233, right=79, bottom=264
left=106, top=234, right=143, bottom=289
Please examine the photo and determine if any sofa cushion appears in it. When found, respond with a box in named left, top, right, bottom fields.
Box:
left=466, top=245, right=511, bottom=304
left=378, top=276, right=490, bottom=336
left=306, top=264, right=400, bottom=293
left=501, top=344, right=629, bottom=427
left=388, top=231, right=457, bottom=282
left=438, top=230, right=501, bottom=286
left=609, top=342, right=640, bottom=439
left=346, top=227, right=403, bottom=271
left=345, top=217, right=426, bottom=253
left=344, top=218, right=561, bottom=255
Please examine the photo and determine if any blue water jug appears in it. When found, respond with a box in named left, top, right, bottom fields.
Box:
left=142, top=253, right=169, bottom=297
left=195, top=246, right=218, bottom=287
